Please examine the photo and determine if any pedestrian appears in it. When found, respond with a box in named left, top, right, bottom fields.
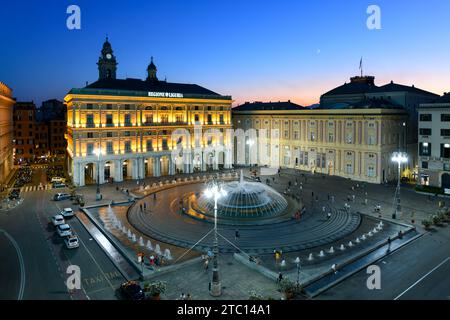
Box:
left=311, top=191, right=314, bottom=198
left=179, top=292, right=186, bottom=300
left=204, top=258, right=209, bottom=271
left=144, top=202, right=147, bottom=211
left=322, top=206, right=326, bottom=213
left=186, top=293, right=192, bottom=300
left=140, top=203, right=143, bottom=212
left=277, top=272, right=283, bottom=283
left=387, top=237, right=391, bottom=250
left=235, top=229, right=240, bottom=240
left=153, top=193, right=157, bottom=200
left=327, top=212, right=331, bottom=220
left=352, top=194, right=355, bottom=201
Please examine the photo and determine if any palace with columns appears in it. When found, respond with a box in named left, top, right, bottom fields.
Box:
left=232, top=100, right=409, bottom=184
left=65, top=39, right=233, bottom=187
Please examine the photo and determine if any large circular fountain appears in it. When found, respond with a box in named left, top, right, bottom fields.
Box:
left=190, top=171, right=288, bottom=221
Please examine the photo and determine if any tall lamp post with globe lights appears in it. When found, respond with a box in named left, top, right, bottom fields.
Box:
left=391, top=152, right=408, bottom=219
left=93, top=147, right=105, bottom=200
left=204, top=176, right=227, bottom=297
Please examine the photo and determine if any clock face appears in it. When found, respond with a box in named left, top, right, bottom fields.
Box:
left=106, top=53, right=112, bottom=59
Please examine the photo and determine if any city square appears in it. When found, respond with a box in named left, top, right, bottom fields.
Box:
left=0, top=0, right=449, bottom=309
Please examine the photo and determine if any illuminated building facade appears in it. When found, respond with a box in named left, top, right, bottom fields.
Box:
left=0, top=81, right=14, bottom=184
left=233, top=100, right=409, bottom=184
left=65, top=39, right=233, bottom=187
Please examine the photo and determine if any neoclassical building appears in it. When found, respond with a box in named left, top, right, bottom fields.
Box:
left=65, top=39, right=233, bottom=187
left=0, top=81, right=14, bottom=185
left=232, top=100, right=409, bottom=184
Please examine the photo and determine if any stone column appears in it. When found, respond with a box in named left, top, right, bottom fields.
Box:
left=73, top=162, right=80, bottom=186
left=115, top=159, right=123, bottom=182
left=153, top=156, right=161, bottom=177
left=138, top=157, right=145, bottom=179
left=132, top=158, right=139, bottom=180
left=79, top=163, right=85, bottom=187
left=98, top=161, right=106, bottom=184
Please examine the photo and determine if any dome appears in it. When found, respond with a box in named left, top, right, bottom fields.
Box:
left=195, top=176, right=288, bottom=219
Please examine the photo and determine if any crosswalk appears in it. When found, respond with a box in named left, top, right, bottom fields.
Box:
left=20, top=184, right=54, bottom=193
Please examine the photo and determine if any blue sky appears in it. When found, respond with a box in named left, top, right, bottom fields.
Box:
left=1, top=0, right=449, bottom=106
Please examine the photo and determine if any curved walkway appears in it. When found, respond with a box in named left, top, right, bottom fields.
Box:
left=127, top=182, right=361, bottom=254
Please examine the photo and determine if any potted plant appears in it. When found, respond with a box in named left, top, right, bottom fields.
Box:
left=421, top=219, right=432, bottom=230
left=432, top=214, right=442, bottom=226
left=437, top=211, right=448, bottom=223
left=248, top=290, right=264, bottom=300
left=145, top=281, right=166, bottom=300
left=278, top=278, right=298, bottom=300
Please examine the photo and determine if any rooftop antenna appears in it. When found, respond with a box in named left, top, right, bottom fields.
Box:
left=359, top=57, right=363, bottom=77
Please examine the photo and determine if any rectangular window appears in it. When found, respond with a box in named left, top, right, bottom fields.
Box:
left=87, top=132, right=93, bottom=138
left=146, top=140, right=153, bottom=152
left=86, top=143, right=94, bottom=155
left=106, top=132, right=113, bottom=138
left=293, top=131, right=299, bottom=140
left=444, top=163, right=450, bottom=171
left=441, top=129, right=450, bottom=136
left=124, top=141, right=132, bottom=153
left=422, top=161, right=428, bottom=169
left=106, top=114, right=113, bottom=127
left=86, top=114, right=94, bottom=128
left=346, top=163, right=353, bottom=174
left=124, top=131, right=131, bottom=137
left=441, top=143, right=450, bottom=158
left=420, top=128, right=432, bottom=135
left=441, top=114, right=450, bottom=122
left=194, top=115, right=200, bottom=122
left=284, top=130, right=289, bottom=139
left=124, top=114, right=132, bottom=126
left=106, top=142, right=113, bottom=154
left=162, top=139, right=168, bottom=150
left=367, top=166, right=375, bottom=177
left=328, top=132, right=334, bottom=143
left=419, top=142, right=431, bottom=156
left=420, top=114, right=432, bottom=121
left=86, top=104, right=93, bottom=110
left=106, top=104, right=113, bottom=110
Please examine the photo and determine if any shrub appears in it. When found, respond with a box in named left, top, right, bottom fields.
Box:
left=146, top=281, right=166, bottom=296
left=422, top=220, right=432, bottom=229
left=248, top=290, right=264, bottom=300
left=432, top=215, right=442, bottom=225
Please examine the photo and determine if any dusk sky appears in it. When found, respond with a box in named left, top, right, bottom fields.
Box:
left=1, top=0, right=450, bottom=107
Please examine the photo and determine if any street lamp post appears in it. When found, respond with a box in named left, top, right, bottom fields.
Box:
left=391, top=152, right=408, bottom=219
left=93, top=147, right=105, bottom=200
left=294, top=257, right=301, bottom=287
left=205, top=177, right=227, bottom=297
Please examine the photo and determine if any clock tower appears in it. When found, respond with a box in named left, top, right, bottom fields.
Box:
left=97, top=37, right=118, bottom=80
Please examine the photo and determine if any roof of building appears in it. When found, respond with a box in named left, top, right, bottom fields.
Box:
left=321, top=76, right=438, bottom=97
left=432, top=92, right=450, bottom=104
left=82, top=78, right=222, bottom=96
left=318, top=98, right=403, bottom=110
left=14, top=102, right=36, bottom=110
left=378, top=81, right=438, bottom=96
left=233, top=101, right=304, bottom=111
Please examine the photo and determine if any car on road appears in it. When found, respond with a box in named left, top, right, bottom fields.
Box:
left=120, top=281, right=145, bottom=300
left=51, top=214, right=65, bottom=227
left=51, top=177, right=65, bottom=183
left=56, top=224, right=72, bottom=237
left=54, top=193, right=70, bottom=201
left=52, top=182, right=66, bottom=188
left=8, top=189, right=20, bottom=200
left=60, top=208, right=74, bottom=218
left=64, top=235, right=79, bottom=249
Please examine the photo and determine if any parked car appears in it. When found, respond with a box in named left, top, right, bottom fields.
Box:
left=56, top=224, right=72, bottom=237
left=51, top=177, right=65, bottom=183
left=52, top=182, right=66, bottom=189
left=54, top=193, right=70, bottom=201
left=60, top=208, right=74, bottom=218
left=120, top=281, right=145, bottom=300
left=51, top=214, right=65, bottom=227
left=64, top=235, right=79, bottom=249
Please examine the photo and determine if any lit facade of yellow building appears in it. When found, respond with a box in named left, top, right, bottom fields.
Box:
left=65, top=39, right=233, bottom=187
left=0, top=81, right=14, bottom=185
left=233, top=101, right=409, bottom=184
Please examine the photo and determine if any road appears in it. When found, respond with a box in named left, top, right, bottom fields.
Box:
left=0, top=168, right=126, bottom=300
left=316, top=226, right=450, bottom=300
